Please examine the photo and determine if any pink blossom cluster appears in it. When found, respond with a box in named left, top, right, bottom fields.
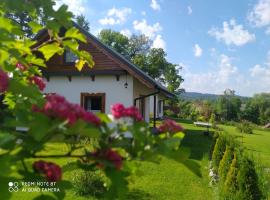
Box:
left=34, top=94, right=101, bottom=126
left=33, top=160, right=62, bottom=182
left=30, top=76, right=46, bottom=91
left=16, top=63, right=27, bottom=71
left=0, top=69, right=8, bottom=93
left=111, top=103, right=143, bottom=121
left=92, top=148, right=123, bottom=170
left=158, top=119, right=184, bottom=134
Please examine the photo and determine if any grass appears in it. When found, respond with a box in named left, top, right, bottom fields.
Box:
left=1, top=120, right=215, bottom=200
left=219, top=124, right=270, bottom=168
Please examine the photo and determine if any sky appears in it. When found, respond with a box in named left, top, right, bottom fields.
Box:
left=55, top=0, right=270, bottom=97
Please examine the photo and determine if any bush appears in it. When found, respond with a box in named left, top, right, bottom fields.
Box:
left=212, top=135, right=227, bottom=171
left=236, top=120, right=253, bottom=134
left=223, top=152, right=239, bottom=199
left=72, top=169, right=107, bottom=197
left=237, top=157, right=263, bottom=200
left=218, top=145, right=234, bottom=182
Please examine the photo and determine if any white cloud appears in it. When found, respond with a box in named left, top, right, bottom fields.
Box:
left=99, top=7, right=132, bottom=26
left=248, top=0, right=270, bottom=27
left=208, top=19, right=255, bottom=46
left=187, top=6, right=193, bottom=15
left=120, top=29, right=132, bottom=38
left=133, top=19, right=162, bottom=38
left=54, top=0, right=86, bottom=15
left=181, top=54, right=241, bottom=95
left=150, top=0, right=161, bottom=11
left=250, top=64, right=268, bottom=76
left=152, top=34, right=166, bottom=49
left=193, top=44, right=202, bottom=57
left=181, top=51, right=270, bottom=96
left=265, top=27, right=270, bottom=34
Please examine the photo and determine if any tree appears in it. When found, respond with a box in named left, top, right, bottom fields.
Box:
left=76, top=14, right=90, bottom=31
left=98, top=29, right=130, bottom=58
left=98, top=30, right=184, bottom=94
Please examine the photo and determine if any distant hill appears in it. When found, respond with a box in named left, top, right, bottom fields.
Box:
left=180, top=92, right=248, bottom=101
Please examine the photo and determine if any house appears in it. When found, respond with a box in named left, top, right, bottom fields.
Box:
left=37, top=23, right=174, bottom=125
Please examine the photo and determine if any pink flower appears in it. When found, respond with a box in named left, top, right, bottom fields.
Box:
left=16, top=63, right=27, bottom=71
left=158, top=119, right=184, bottom=134
left=92, top=148, right=123, bottom=170
left=0, top=69, right=8, bottom=93
left=111, top=103, right=125, bottom=119
left=34, top=94, right=101, bottom=126
left=33, top=160, right=62, bottom=182
left=30, top=76, right=46, bottom=91
left=111, top=103, right=143, bottom=121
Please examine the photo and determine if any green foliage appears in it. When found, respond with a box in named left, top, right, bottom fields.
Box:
left=237, top=157, right=263, bottom=200
left=218, top=145, right=234, bottom=182
left=76, top=14, right=90, bottom=31
left=211, top=136, right=226, bottom=171
left=72, top=169, right=107, bottom=197
left=236, top=120, right=253, bottom=134
left=223, top=152, right=239, bottom=199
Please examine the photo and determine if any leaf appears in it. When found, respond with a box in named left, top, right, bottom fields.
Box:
left=28, top=21, right=43, bottom=34
left=65, top=27, right=86, bottom=43
left=38, top=42, right=64, bottom=61
left=28, top=113, right=52, bottom=141
left=0, top=131, right=15, bottom=149
left=26, top=55, right=46, bottom=67
left=75, top=59, right=86, bottom=71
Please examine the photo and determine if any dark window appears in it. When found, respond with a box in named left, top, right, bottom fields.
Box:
left=64, top=49, right=78, bottom=63
left=84, top=96, right=102, bottom=113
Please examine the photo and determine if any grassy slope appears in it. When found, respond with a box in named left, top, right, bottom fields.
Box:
left=4, top=121, right=214, bottom=200
left=219, top=125, right=270, bottom=168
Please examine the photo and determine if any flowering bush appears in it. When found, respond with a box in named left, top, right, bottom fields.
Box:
left=111, top=103, right=143, bottom=121
left=158, top=119, right=184, bottom=134
left=92, top=148, right=123, bottom=170
left=33, top=94, right=101, bottom=126
left=0, top=1, right=185, bottom=198
left=33, top=160, right=62, bottom=182
left=30, top=76, right=46, bottom=91
left=0, top=69, right=8, bottom=93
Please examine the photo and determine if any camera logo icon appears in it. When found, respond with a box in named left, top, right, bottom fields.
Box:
left=8, top=182, right=19, bottom=192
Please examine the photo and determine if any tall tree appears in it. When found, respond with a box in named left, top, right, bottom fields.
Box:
left=98, top=29, right=130, bottom=58
left=76, top=14, right=90, bottom=31
left=98, top=30, right=184, bottom=94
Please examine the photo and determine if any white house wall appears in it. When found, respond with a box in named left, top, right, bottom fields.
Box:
left=44, top=75, right=133, bottom=114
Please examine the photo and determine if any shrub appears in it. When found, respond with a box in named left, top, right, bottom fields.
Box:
left=237, top=157, right=263, bottom=200
left=218, top=145, right=234, bottom=182
left=72, top=169, right=107, bottom=197
left=223, top=152, right=239, bottom=199
left=236, top=120, right=253, bottom=134
left=212, top=135, right=227, bottom=171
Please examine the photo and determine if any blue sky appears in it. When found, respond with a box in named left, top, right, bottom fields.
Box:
left=55, top=0, right=270, bottom=96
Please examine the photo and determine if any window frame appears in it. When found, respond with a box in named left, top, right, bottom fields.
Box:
left=80, top=93, right=106, bottom=113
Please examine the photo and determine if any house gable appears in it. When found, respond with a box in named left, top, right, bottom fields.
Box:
left=37, top=23, right=174, bottom=98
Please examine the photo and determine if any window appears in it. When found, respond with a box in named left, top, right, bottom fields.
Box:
left=81, top=93, right=105, bottom=113
left=64, top=49, right=78, bottom=63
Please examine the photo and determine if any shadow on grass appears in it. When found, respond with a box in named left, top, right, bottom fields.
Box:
left=124, top=189, right=152, bottom=200
left=181, top=129, right=213, bottom=161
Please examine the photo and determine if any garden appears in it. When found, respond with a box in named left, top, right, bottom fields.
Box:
left=0, top=0, right=269, bottom=199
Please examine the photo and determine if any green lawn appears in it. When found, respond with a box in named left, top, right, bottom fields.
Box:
left=2, top=121, right=215, bottom=200
left=219, top=124, right=270, bottom=168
